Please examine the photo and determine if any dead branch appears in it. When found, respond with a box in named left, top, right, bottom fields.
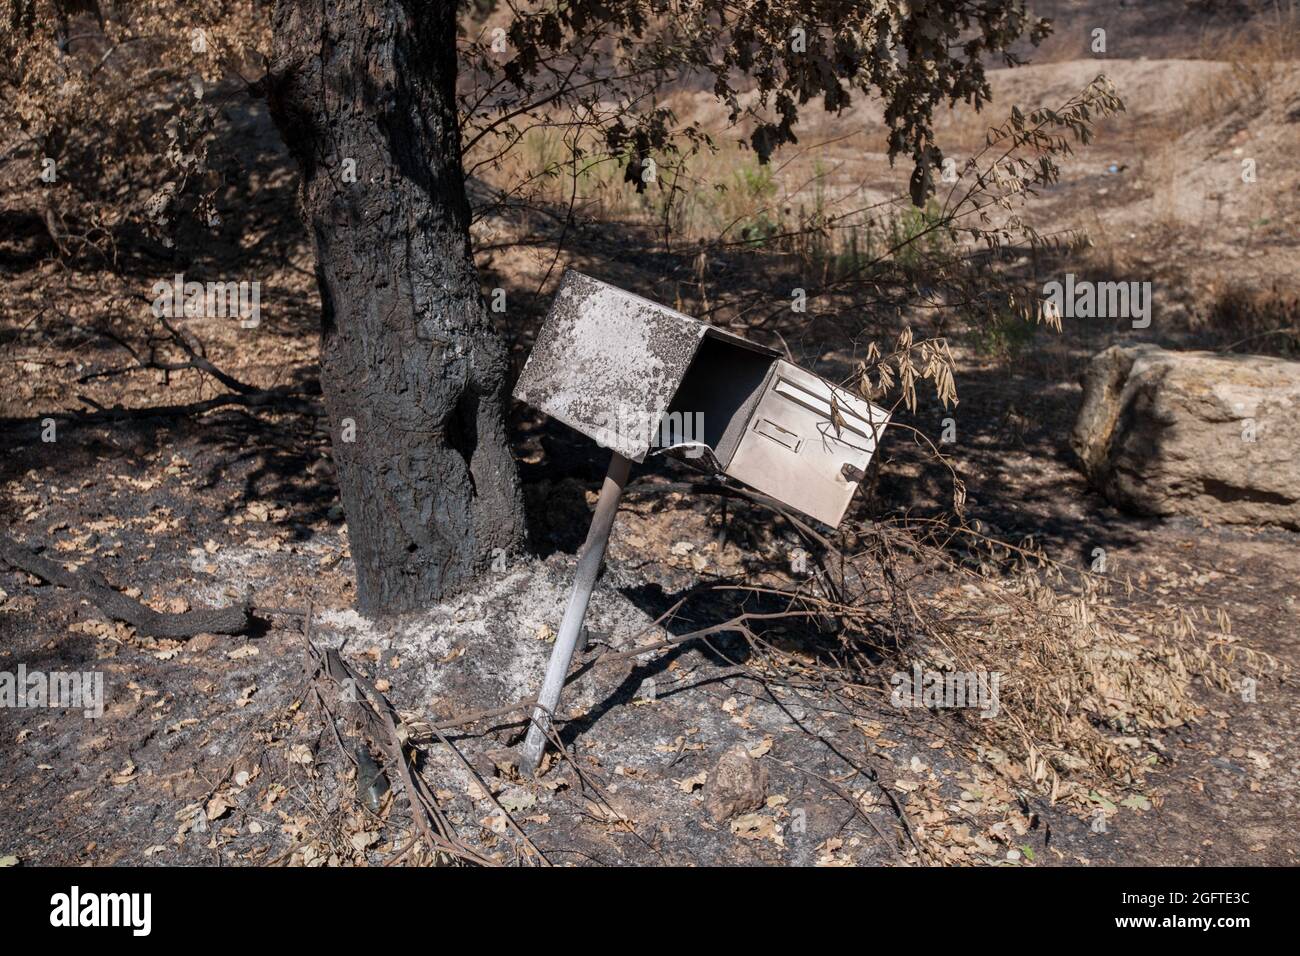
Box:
left=0, top=532, right=251, bottom=637
left=76, top=315, right=262, bottom=395
left=300, top=610, right=505, bottom=867
left=53, top=386, right=321, bottom=424
left=420, top=710, right=551, bottom=865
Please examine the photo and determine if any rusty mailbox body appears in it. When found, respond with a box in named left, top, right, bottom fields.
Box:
left=514, top=271, right=890, bottom=526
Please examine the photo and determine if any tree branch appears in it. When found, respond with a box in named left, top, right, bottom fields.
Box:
left=0, top=533, right=251, bottom=638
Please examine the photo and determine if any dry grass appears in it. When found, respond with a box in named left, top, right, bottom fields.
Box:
left=749, top=515, right=1282, bottom=827
left=1193, top=280, right=1300, bottom=355
left=1187, top=0, right=1300, bottom=127
left=1057, top=7, right=1299, bottom=302
left=683, top=505, right=1285, bottom=865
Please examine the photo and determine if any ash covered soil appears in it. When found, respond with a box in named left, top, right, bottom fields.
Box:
left=0, top=371, right=1295, bottom=866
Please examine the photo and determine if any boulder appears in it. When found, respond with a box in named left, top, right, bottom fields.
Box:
left=1072, top=344, right=1300, bottom=529
left=704, top=744, right=769, bottom=823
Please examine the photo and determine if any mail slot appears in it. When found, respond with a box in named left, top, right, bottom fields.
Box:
left=515, top=271, right=891, bottom=527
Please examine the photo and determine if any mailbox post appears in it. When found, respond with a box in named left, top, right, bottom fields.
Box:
left=519, top=452, right=630, bottom=774
left=512, top=272, right=891, bottom=773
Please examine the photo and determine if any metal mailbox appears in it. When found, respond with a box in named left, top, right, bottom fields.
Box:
left=512, top=271, right=891, bottom=773
left=514, top=270, right=890, bottom=526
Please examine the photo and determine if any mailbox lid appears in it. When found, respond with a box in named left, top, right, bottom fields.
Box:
left=723, top=361, right=890, bottom=527
left=514, top=271, right=776, bottom=461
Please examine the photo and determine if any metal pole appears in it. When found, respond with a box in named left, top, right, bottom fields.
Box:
left=519, top=451, right=632, bottom=774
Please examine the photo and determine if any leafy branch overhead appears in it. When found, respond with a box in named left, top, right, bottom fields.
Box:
left=4, top=0, right=1054, bottom=262
left=474, top=0, right=1052, bottom=206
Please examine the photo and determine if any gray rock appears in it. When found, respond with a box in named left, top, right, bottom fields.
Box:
left=704, top=744, right=768, bottom=823
left=1072, top=344, right=1300, bottom=529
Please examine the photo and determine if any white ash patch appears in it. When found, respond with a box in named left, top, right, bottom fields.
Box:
left=309, top=554, right=667, bottom=716
left=186, top=544, right=260, bottom=576
left=182, top=544, right=265, bottom=608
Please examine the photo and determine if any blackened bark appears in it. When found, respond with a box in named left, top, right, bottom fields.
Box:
left=268, top=0, right=525, bottom=614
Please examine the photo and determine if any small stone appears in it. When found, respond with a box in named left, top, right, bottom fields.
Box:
left=704, top=744, right=768, bottom=824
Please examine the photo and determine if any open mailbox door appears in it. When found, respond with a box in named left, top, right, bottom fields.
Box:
left=515, top=270, right=890, bottom=528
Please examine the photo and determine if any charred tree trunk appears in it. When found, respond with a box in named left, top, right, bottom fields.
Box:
left=268, top=0, right=525, bottom=614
